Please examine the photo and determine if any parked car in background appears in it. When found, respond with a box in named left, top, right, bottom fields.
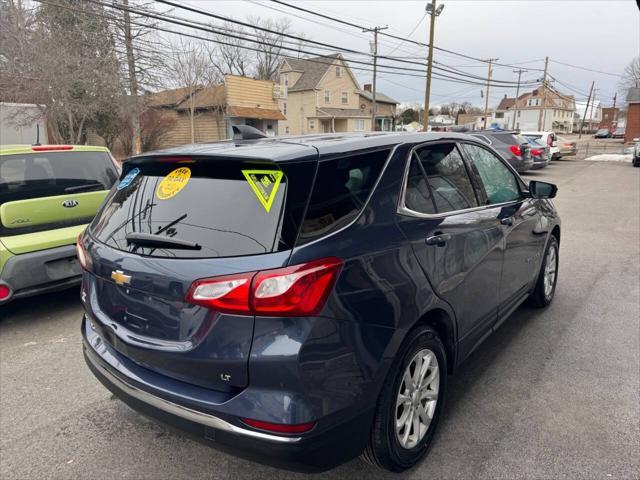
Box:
left=557, top=137, right=577, bottom=157
left=594, top=128, right=612, bottom=139
left=0, top=144, right=119, bottom=304
left=521, top=131, right=560, bottom=159
left=611, top=127, right=625, bottom=139
left=79, top=129, right=561, bottom=473
left=470, top=130, right=533, bottom=172
left=524, top=137, right=551, bottom=169
left=633, top=137, right=640, bottom=167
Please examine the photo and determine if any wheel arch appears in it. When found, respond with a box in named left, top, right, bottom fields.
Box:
left=551, top=224, right=561, bottom=244
left=414, top=307, right=457, bottom=374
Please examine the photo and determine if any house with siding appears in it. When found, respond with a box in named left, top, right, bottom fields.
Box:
left=147, top=75, right=285, bottom=148
left=494, top=86, right=576, bottom=132
left=277, top=53, right=398, bottom=135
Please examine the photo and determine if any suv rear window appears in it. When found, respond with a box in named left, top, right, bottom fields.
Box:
left=90, top=159, right=314, bottom=258
left=0, top=151, right=118, bottom=204
left=297, top=149, right=390, bottom=244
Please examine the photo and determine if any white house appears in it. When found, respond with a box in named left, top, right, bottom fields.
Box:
left=494, top=87, right=576, bottom=132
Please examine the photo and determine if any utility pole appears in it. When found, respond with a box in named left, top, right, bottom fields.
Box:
left=612, top=92, right=617, bottom=125
left=482, top=58, right=498, bottom=129
left=511, top=68, right=527, bottom=130
left=422, top=0, right=445, bottom=131
left=363, top=25, right=388, bottom=132
left=122, top=0, right=141, bottom=155
left=588, top=88, right=599, bottom=132
left=579, top=80, right=595, bottom=139
left=537, top=56, right=549, bottom=131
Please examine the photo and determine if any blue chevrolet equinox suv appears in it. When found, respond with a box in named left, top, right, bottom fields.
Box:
left=79, top=129, right=561, bottom=472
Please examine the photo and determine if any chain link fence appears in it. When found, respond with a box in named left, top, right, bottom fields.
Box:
left=574, top=142, right=629, bottom=160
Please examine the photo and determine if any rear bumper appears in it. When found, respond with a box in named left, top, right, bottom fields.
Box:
left=0, top=244, right=81, bottom=304
left=82, top=316, right=374, bottom=472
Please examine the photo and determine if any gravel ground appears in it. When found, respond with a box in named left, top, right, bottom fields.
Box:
left=1, top=157, right=639, bottom=480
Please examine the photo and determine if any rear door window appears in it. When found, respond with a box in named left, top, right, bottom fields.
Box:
left=90, top=159, right=314, bottom=258
left=297, top=149, right=390, bottom=244
left=412, top=143, right=478, bottom=213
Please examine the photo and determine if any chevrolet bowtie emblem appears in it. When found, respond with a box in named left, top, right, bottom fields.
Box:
left=111, top=270, right=131, bottom=286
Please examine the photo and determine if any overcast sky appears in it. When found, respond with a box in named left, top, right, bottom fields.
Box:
left=178, top=0, right=640, bottom=109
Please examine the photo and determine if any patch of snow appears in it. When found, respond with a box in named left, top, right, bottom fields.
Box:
left=585, top=154, right=632, bottom=162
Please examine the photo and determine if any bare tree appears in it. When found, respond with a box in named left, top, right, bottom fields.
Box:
left=249, top=17, right=291, bottom=80
left=619, top=56, right=640, bottom=99
left=208, top=21, right=251, bottom=79
left=109, top=0, right=169, bottom=154
left=0, top=0, right=125, bottom=144
left=165, top=38, right=213, bottom=143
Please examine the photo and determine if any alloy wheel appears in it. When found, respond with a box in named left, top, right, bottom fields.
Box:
left=543, top=244, right=558, bottom=299
left=395, top=349, right=439, bottom=449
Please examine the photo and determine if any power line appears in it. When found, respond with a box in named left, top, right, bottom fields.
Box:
left=269, top=0, right=546, bottom=71
left=154, top=0, right=535, bottom=85
left=37, top=0, right=526, bottom=88
left=549, top=59, right=623, bottom=78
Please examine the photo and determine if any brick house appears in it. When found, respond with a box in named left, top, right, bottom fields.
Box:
left=624, top=88, right=640, bottom=144
left=599, top=107, right=620, bottom=130
left=277, top=53, right=397, bottom=134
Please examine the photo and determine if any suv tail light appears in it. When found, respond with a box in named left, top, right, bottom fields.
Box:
left=185, top=257, right=343, bottom=317
left=0, top=284, right=11, bottom=301
left=509, top=145, right=522, bottom=157
left=531, top=148, right=542, bottom=156
left=76, top=233, right=89, bottom=270
left=186, top=272, right=255, bottom=314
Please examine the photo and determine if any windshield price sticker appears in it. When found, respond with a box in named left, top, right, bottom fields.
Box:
left=242, top=170, right=284, bottom=213
left=117, top=167, right=140, bottom=190
left=156, top=167, right=191, bottom=200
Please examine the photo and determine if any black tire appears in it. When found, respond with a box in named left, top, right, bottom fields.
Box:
left=527, top=235, right=559, bottom=308
left=362, top=326, right=447, bottom=472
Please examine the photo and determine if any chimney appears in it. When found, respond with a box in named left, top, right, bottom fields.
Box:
left=364, top=83, right=372, bottom=92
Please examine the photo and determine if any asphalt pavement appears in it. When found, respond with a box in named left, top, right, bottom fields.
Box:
left=1, top=157, right=639, bottom=480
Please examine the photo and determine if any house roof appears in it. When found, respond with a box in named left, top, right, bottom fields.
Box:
left=358, top=90, right=399, bottom=105
left=626, top=87, right=640, bottom=103
left=147, top=86, right=193, bottom=108
left=281, top=53, right=342, bottom=91
left=496, top=96, right=516, bottom=110
left=496, top=86, right=575, bottom=111
left=316, top=107, right=369, bottom=118
left=147, top=85, right=225, bottom=110
left=228, top=106, right=285, bottom=120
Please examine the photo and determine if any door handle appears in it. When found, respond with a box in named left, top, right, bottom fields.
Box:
left=500, top=217, right=514, bottom=226
left=426, top=233, right=451, bottom=246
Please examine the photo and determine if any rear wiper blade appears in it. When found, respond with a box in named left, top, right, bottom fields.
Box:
left=125, top=232, right=201, bottom=250
left=64, top=183, right=104, bottom=193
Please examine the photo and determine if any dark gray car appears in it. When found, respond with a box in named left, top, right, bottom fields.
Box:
left=470, top=130, right=533, bottom=173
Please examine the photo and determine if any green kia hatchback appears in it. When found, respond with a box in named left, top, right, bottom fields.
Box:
left=0, top=144, right=119, bottom=304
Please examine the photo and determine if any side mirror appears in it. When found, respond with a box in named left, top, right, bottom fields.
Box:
left=529, top=180, right=557, bottom=199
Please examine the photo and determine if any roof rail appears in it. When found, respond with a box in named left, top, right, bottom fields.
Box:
left=232, top=125, right=267, bottom=141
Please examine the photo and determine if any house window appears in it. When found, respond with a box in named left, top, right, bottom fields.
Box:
left=354, top=119, right=365, bottom=131
left=283, top=102, right=287, bottom=115
left=341, top=92, right=348, bottom=104
left=285, top=126, right=289, bottom=134
left=309, top=119, right=316, bottom=130
left=518, top=110, right=521, bottom=117
left=336, top=66, right=341, bottom=77
left=495, top=112, right=504, bottom=119
left=324, top=90, right=330, bottom=104
left=283, top=73, right=289, bottom=87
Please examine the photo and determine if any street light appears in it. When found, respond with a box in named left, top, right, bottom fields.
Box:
left=422, top=1, right=445, bottom=130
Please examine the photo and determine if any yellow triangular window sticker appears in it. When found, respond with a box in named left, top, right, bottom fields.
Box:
left=242, top=169, right=284, bottom=213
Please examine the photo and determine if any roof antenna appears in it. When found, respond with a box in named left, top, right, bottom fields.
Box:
left=34, top=124, right=41, bottom=146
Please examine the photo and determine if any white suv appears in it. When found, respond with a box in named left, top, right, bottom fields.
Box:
left=521, top=131, right=560, bottom=159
